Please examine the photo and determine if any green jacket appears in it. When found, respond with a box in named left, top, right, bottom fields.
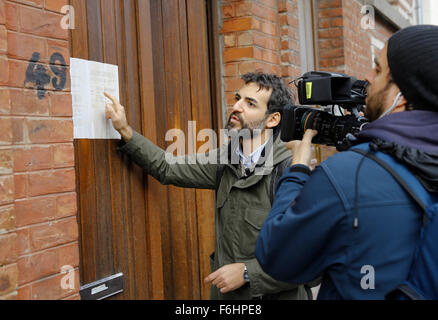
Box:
left=118, top=130, right=310, bottom=300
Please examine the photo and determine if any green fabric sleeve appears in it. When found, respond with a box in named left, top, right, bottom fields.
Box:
left=118, top=130, right=219, bottom=189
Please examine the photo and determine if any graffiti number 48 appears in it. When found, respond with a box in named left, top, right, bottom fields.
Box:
left=25, top=52, right=67, bottom=99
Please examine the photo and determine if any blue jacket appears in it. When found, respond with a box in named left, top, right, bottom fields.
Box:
left=255, top=110, right=438, bottom=300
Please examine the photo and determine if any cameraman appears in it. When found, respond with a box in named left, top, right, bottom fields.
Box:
left=255, top=25, right=438, bottom=299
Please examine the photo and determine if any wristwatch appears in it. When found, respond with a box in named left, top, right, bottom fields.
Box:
left=243, top=265, right=250, bottom=283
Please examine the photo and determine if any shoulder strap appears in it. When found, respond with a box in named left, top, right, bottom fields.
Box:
left=270, top=157, right=293, bottom=205
left=352, top=148, right=427, bottom=211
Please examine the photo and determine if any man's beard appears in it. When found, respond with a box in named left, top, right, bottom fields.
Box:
left=226, top=112, right=268, bottom=139
left=364, top=83, right=392, bottom=122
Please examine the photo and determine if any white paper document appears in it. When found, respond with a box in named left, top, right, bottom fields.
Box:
left=70, top=58, right=121, bottom=139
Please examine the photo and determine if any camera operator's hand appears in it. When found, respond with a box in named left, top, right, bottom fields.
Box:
left=104, top=92, right=133, bottom=142
left=287, top=129, right=318, bottom=168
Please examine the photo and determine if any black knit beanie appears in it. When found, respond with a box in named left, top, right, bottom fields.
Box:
left=387, top=25, right=438, bottom=111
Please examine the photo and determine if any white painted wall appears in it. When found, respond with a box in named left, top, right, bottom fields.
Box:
left=422, top=0, right=438, bottom=25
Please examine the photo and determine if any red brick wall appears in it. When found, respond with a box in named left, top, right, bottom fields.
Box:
left=279, top=0, right=301, bottom=83
left=317, top=0, right=344, bottom=72
left=220, top=0, right=303, bottom=112
left=0, top=0, right=79, bottom=300
left=315, top=0, right=399, bottom=79
left=219, top=0, right=411, bottom=94
left=218, top=0, right=411, bottom=161
left=343, top=0, right=372, bottom=78
left=312, top=0, right=400, bottom=160
left=343, top=0, right=397, bottom=79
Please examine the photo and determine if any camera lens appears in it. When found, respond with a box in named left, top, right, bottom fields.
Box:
left=281, top=105, right=368, bottom=151
left=301, top=110, right=319, bottom=131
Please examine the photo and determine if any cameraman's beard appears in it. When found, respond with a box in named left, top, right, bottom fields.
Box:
left=226, top=113, right=268, bottom=139
left=365, top=84, right=391, bottom=122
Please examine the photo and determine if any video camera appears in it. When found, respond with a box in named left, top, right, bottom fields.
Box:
left=281, top=71, right=369, bottom=151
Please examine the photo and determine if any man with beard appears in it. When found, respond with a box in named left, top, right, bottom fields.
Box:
left=104, top=73, right=311, bottom=300
left=255, top=25, right=438, bottom=299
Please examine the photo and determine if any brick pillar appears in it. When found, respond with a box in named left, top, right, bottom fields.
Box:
left=219, top=0, right=306, bottom=115
left=220, top=0, right=282, bottom=111
left=0, top=0, right=18, bottom=300
left=316, top=0, right=345, bottom=73
left=343, top=0, right=372, bottom=78
left=313, top=0, right=346, bottom=160
left=279, top=0, right=302, bottom=84
left=0, top=0, right=80, bottom=300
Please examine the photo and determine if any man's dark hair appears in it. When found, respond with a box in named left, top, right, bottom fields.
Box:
left=241, top=72, right=295, bottom=116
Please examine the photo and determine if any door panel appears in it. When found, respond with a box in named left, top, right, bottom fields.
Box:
left=70, top=0, right=216, bottom=300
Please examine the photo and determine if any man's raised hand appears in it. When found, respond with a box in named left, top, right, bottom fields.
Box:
left=104, top=92, right=133, bottom=141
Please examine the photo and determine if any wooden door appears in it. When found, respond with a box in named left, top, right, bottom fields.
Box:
left=70, top=0, right=218, bottom=299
